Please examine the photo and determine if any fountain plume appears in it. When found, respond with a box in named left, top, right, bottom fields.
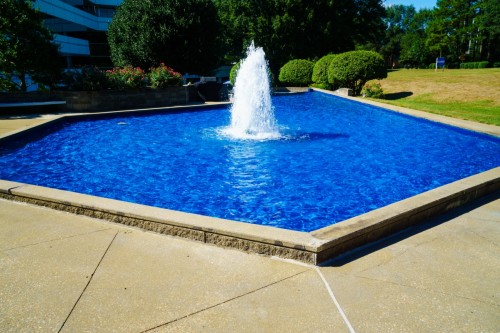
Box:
left=223, top=42, right=280, bottom=140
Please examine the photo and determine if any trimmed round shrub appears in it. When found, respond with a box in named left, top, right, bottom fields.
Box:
left=278, top=59, right=315, bottom=86
left=311, top=54, right=337, bottom=90
left=229, top=61, right=240, bottom=86
left=328, top=51, right=387, bottom=96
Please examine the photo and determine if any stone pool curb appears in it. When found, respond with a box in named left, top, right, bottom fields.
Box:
left=1, top=166, right=498, bottom=265
left=311, top=87, right=500, bottom=137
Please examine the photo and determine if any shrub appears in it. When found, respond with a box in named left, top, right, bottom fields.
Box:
left=494, top=62, right=500, bottom=68
left=0, top=75, right=19, bottom=92
left=62, top=66, right=109, bottom=91
left=106, top=66, right=146, bottom=89
left=361, top=82, right=384, bottom=98
left=149, top=63, right=183, bottom=88
left=229, top=61, right=240, bottom=85
left=278, top=59, right=314, bottom=86
left=460, top=61, right=490, bottom=69
left=312, top=54, right=337, bottom=89
left=328, top=51, right=387, bottom=96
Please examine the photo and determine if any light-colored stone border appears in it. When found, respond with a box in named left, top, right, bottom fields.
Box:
left=311, top=87, right=500, bottom=137
left=0, top=97, right=499, bottom=264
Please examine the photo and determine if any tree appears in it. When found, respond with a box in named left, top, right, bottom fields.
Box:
left=427, top=0, right=480, bottom=62
left=0, top=0, right=62, bottom=92
left=475, top=0, right=500, bottom=62
left=108, top=0, right=221, bottom=74
left=328, top=51, right=387, bottom=96
left=399, top=9, right=433, bottom=67
left=380, top=5, right=417, bottom=67
left=214, top=0, right=386, bottom=78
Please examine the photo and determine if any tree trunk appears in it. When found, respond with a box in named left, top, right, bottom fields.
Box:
left=19, top=72, right=27, bottom=92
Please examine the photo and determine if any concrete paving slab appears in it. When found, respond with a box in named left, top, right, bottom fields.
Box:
left=0, top=227, right=118, bottom=333
left=0, top=200, right=113, bottom=251
left=151, top=269, right=349, bottom=333
left=319, top=197, right=500, bottom=332
left=323, top=273, right=500, bottom=333
left=60, top=228, right=310, bottom=333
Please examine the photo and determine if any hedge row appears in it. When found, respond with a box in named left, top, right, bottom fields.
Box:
left=459, top=61, right=489, bottom=69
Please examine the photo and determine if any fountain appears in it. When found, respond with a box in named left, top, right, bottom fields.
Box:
left=222, top=42, right=280, bottom=140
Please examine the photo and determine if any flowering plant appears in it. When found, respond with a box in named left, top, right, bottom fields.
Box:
left=149, top=63, right=183, bottom=88
left=106, top=66, right=146, bottom=89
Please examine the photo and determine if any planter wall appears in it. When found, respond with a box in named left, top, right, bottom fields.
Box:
left=56, top=86, right=198, bottom=112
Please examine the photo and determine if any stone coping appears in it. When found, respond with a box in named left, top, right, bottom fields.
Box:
left=0, top=167, right=498, bottom=265
left=0, top=96, right=499, bottom=264
left=311, top=87, right=500, bottom=137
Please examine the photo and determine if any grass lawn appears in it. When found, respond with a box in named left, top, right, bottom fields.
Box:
left=368, top=68, right=500, bottom=126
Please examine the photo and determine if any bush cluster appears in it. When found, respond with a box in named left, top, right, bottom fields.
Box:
left=61, top=64, right=183, bottom=91
left=106, top=66, right=147, bottom=89
left=459, top=61, right=489, bottom=69
left=271, top=50, right=387, bottom=96
left=278, top=59, right=314, bottom=86
left=149, top=63, right=183, bottom=88
left=328, top=51, right=387, bottom=96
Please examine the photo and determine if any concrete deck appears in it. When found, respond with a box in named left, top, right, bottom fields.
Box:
left=1, top=106, right=499, bottom=331
left=1, top=191, right=499, bottom=332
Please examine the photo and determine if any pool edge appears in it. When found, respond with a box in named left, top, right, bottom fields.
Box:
left=1, top=166, right=498, bottom=265
left=1, top=99, right=499, bottom=265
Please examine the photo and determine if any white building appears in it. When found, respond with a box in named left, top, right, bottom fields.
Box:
left=35, top=0, right=122, bottom=68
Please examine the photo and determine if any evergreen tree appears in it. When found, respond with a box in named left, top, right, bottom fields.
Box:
left=476, top=0, right=500, bottom=62
left=427, top=0, right=480, bottom=62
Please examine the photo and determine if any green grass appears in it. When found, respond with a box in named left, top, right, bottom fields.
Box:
left=369, top=69, right=500, bottom=126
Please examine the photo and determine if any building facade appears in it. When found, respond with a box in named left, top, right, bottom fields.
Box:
left=35, top=0, right=122, bottom=68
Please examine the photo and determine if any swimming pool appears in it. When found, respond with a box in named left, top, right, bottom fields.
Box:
left=0, top=91, right=499, bottom=232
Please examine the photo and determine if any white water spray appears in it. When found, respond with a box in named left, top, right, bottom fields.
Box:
left=223, top=42, right=280, bottom=140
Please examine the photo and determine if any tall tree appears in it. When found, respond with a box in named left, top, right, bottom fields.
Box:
left=380, top=4, right=417, bottom=67
left=399, top=9, right=433, bottom=67
left=475, top=0, right=500, bottom=62
left=108, top=0, right=221, bottom=74
left=427, top=0, right=480, bottom=62
left=0, top=0, right=62, bottom=92
left=214, top=0, right=386, bottom=77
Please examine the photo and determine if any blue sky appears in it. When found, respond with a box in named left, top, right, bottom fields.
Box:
left=384, top=0, right=437, bottom=10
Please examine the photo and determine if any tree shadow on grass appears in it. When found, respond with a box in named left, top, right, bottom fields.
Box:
left=384, top=91, right=413, bottom=100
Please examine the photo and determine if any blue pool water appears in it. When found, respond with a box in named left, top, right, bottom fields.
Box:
left=1, top=92, right=499, bottom=231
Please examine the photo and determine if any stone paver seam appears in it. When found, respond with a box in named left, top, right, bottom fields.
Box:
left=58, top=230, right=119, bottom=333
left=315, top=266, right=356, bottom=333
left=139, top=269, right=310, bottom=333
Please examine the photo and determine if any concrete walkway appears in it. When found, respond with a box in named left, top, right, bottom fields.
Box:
left=1, top=194, right=499, bottom=332
left=1, top=113, right=499, bottom=332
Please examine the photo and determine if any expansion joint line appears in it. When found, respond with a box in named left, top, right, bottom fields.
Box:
left=58, top=231, right=119, bottom=333
left=314, top=266, right=356, bottom=333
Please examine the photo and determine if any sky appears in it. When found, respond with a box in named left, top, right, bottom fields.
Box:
left=384, top=0, right=437, bottom=10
